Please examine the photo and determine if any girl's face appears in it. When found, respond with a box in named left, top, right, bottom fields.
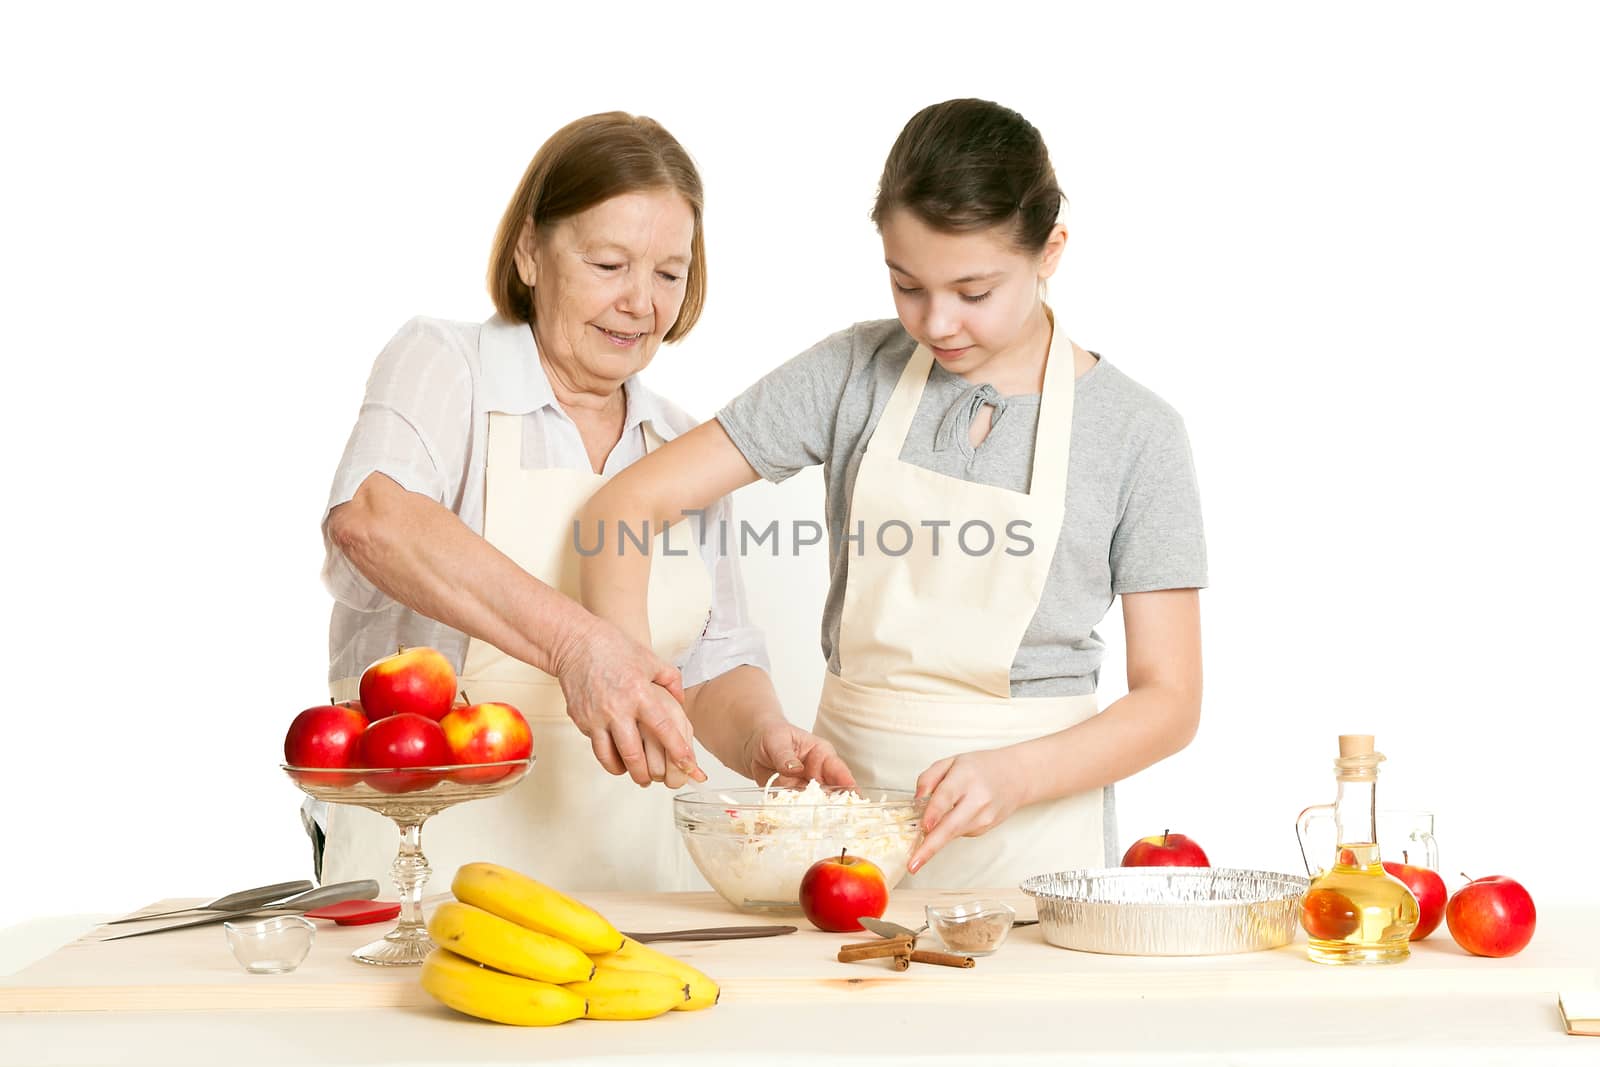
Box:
left=879, top=209, right=1066, bottom=381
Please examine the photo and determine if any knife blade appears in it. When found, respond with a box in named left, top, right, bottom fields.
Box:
left=105, top=880, right=315, bottom=925
left=97, top=880, right=379, bottom=941
left=858, top=916, right=926, bottom=941
left=619, top=925, right=797, bottom=944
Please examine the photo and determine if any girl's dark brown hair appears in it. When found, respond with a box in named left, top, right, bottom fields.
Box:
left=871, top=98, right=1064, bottom=254
left=487, top=112, right=707, bottom=342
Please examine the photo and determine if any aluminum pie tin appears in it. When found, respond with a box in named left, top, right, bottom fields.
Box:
left=1020, top=867, right=1309, bottom=956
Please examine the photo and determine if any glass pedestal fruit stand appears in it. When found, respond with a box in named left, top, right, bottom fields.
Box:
left=283, top=758, right=532, bottom=966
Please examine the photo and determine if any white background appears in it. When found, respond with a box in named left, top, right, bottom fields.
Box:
left=2, top=2, right=1596, bottom=927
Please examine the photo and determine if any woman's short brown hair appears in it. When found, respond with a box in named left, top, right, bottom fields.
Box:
left=487, top=112, right=707, bottom=342
left=871, top=98, right=1064, bottom=255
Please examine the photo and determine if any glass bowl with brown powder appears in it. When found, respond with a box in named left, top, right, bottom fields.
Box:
left=925, top=899, right=1017, bottom=956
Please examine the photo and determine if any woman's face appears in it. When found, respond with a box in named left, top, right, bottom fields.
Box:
left=518, top=189, right=694, bottom=391
left=878, top=209, right=1065, bottom=380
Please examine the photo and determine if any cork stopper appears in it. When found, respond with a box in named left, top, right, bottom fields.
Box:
left=1339, top=735, right=1375, bottom=758
left=1335, top=734, right=1384, bottom=781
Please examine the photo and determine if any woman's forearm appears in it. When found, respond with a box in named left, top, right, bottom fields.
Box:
left=327, top=472, right=597, bottom=676
left=681, top=665, right=787, bottom=779
left=1013, top=685, right=1202, bottom=807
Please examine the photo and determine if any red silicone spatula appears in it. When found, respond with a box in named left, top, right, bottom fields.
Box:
left=302, top=900, right=401, bottom=925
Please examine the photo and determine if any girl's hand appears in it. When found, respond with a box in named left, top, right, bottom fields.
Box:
left=742, top=720, right=856, bottom=790
left=907, top=748, right=1030, bottom=873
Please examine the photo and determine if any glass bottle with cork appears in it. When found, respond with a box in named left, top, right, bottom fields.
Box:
left=1294, top=734, right=1420, bottom=964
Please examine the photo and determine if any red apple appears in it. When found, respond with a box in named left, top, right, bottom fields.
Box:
left=1383, top=858, right=1446, bottom=940
left=1446, top=875, right=1536, bottom=957
left=357, top=712, right=451, bottom=793
left=798, top=851, right=889, bottom=933
left=358, top=646, right=457, bottom=722
left=440, top=700, right=533, bottom=784
left=284, top=704, right=368, bottom=786
left=1120, top=830, right=1210, bottom=867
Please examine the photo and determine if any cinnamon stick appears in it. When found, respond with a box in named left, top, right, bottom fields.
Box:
left=837, top=936, right=913, bottom=963
left=839, top=935, right=913, bottom=953
left=890, top=952, right=911, bottom=971
left=909, top=949, right=975, bottom=969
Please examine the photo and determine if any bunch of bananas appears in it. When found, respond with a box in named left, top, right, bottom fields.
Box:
left=419, top=861, right=720, bottom=1026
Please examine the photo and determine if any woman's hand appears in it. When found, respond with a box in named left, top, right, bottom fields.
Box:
left=554, top=617, right=704, bottom=787
left=907, top=748, right=1031, bottom=874
left=741, top=720, right=856, bottom=790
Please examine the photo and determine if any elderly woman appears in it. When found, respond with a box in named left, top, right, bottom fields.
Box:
left=316, top=113, right=853, bottom=893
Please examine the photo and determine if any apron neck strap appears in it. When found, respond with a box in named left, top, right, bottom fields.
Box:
left=874, top=344, right=935, bottom=456
left=1026, top=307, right=1075, bottom=497
left=641, top=419, right=666, bottom=454
left=485, top=411, right=524, bottom=474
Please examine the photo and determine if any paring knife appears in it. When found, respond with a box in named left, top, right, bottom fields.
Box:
left=106, top=880, right=315, bottom=925
left=858, top=916, right=927, bottom=941
left=620, top=925, right=797, bottom=944
left=858, top=915, right=1039, bottom=941
left=98, top=880, right=380, bottom=941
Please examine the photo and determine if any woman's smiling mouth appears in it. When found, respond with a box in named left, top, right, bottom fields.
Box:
left=595, top=325, right=646, bottom=347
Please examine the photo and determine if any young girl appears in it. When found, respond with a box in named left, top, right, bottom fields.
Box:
left=579, top=98, right=1206, bottom=888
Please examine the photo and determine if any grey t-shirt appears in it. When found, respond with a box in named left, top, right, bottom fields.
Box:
left=716, top=318, right=1207, bottom=698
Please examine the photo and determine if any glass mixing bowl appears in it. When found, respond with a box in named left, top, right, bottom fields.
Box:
left=674, top=786, right=925, bottom=913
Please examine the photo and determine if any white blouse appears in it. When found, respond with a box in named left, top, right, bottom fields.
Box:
left=321, top=315, right=771, bottom=688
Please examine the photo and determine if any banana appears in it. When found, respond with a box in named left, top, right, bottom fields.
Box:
left=419, top=948, right=587, bottom=1027
left=452, top=862, right=624, bottom=955
left=565, top=964, right=688, bottom=1021
left=427, top=900, right=595, bottom=985
left=591, top=937, right=720, bottom=1011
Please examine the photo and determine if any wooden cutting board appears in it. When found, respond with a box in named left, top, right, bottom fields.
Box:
left=2, top=890, right=1595, bottom=1013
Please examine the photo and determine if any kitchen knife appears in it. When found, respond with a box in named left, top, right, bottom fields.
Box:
left=858, top=916, right=926, bottom=941
left=620, top=925, right=797, bottom=943
left=105, top=880, right=315, bottom=925
left=97, top=880, right=379, bottom=941
left=859, top=915, right=1039, bottom=941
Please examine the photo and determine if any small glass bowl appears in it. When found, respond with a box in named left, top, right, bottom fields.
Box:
left=925, top=899, right=1017, bottom=957
left=224, top=915, right=316, bottom=974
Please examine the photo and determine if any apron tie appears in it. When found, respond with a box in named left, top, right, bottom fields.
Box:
left=933, top=383, right=1008, bottom=454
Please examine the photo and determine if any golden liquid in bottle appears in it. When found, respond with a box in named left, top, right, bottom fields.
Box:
left=1302, top=842, right=1420, bottom=964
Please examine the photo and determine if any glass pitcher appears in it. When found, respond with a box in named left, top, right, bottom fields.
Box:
left=1296, top=808, right=1439, bottom=877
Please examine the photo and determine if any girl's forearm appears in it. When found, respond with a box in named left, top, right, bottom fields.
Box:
left=681, top=665, right=787, bottom=779
left=576, top=476, right=665, bottom=646
left=1013, top=686, right=1202, bottom=807
left=578, top=421, right=763, bottom=646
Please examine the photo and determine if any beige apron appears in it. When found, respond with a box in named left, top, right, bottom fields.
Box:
left=321, top=411, right=712, bottom=893
left=814, top=309, right=1104, bottom=889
